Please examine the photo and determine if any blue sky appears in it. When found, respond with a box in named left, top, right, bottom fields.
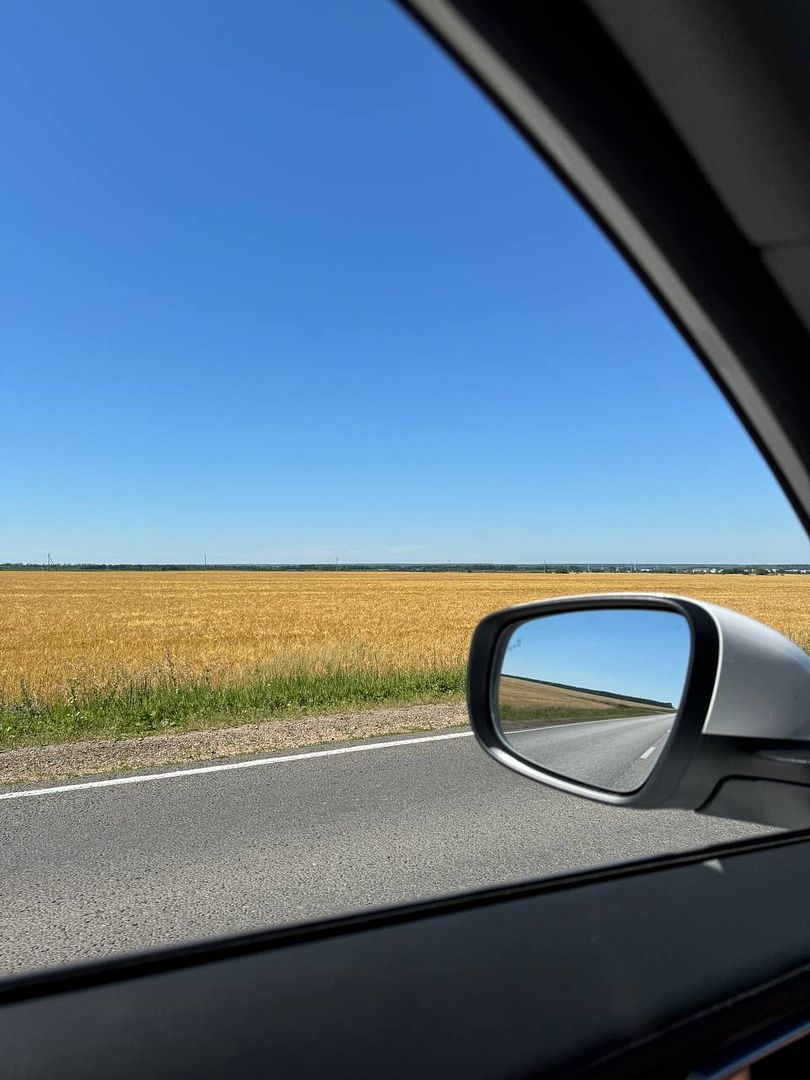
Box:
left=502, top=609, right=692, bottom=707
left=3, top=0, right=808, bottom=565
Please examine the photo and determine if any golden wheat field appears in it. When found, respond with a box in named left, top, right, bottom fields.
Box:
left=1, top=570, right=808, bottom=701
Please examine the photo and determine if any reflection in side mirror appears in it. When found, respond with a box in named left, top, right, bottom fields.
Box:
left=496, top=609, right=692, bottom=793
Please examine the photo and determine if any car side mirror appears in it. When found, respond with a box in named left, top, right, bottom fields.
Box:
left=466, top=594, right=810, bottom=828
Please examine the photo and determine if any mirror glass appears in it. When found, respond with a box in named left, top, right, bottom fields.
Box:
left=496, top=608, right=691, bottom=793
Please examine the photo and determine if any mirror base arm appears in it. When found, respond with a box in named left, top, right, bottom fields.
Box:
left=699, top=778, right=810, bottom=829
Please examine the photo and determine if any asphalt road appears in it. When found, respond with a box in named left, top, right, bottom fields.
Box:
left=509, top=713, right=675, bottom=791
left=0, top=731, right=769, bottom=976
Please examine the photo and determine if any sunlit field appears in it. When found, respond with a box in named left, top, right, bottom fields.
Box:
left=1, top=571, right=808, bottom=748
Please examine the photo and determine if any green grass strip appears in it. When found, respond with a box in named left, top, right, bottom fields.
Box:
left=0, top=665, right=467, bottom=750
left=498, top=703, right=663, bottom=727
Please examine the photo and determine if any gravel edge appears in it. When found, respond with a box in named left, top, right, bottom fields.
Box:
left=0, top=701, right=469, bottom=786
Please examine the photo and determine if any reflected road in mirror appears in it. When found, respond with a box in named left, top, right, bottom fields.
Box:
left=496, top=608, right=691, bottom=792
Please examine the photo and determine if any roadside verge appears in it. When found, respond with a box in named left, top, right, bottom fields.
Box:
left=0, top=701, right=469, bottom=786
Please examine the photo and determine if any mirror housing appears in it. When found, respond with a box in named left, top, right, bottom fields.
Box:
left=467, top=594, right=810, bottom=828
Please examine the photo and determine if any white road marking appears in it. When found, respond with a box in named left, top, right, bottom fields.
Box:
left=640, top=744, right=658, bottom=760
left=0, top=730, right=475, bottom=802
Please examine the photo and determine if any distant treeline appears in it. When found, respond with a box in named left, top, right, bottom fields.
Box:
left=1, top=563, right=808, bottom=574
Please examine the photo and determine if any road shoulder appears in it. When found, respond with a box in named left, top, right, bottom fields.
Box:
left=0, top=701, right=468, bottom=787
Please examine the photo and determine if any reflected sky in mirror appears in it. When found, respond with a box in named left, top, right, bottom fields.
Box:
left=502, top=608, right=691, bottom=710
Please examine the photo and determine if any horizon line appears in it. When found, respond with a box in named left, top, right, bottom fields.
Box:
left=2, top=561, right=809, bottom=571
